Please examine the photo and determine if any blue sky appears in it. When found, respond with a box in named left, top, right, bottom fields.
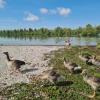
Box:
left=0, top=0, right=100, bottom=29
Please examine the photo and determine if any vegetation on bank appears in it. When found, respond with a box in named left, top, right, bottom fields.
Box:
left=0, top=24, right=100, bottom=39
left=0, top=46, right=100, bottom=100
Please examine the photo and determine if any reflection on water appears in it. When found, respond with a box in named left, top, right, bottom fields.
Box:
left=0, top=37, right=100, bottom=46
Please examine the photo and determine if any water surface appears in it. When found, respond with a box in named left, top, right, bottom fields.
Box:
left=0, top=37, right=99, bottom=46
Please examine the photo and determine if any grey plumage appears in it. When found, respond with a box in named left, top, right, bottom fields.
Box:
left=64, top=57, right=82, bottom=73
left=3, top=52, right=25, bottom=71
left=81, top=69, right=100, bottom=98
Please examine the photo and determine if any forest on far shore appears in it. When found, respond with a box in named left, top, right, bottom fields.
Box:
left=0, top=24, right=100, bottom=39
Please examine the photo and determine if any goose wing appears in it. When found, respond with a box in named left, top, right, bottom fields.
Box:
left=14, top=60, right=25, bottom=65
left=70, top=63, right=78, bottom=67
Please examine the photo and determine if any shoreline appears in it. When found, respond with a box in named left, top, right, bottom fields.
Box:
left=0, top=45, right=97, bottom=47
left=0, top=45, right=64, bottom=46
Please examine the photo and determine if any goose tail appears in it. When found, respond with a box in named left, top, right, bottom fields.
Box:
left=74, top=66, right=82, bottom=71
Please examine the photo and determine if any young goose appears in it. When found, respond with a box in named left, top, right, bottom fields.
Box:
left=38, top=69, right=65, bottom=84
left=3, top=52, right=25, bottom=72
left=90, top=55, right=100, bottom=66
left=81, top=69, right=100, bottom=98
left=64, top=58, right=82, bottom=73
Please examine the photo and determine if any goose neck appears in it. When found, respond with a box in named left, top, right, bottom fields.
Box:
left=5, top=53, right=11, bottom=61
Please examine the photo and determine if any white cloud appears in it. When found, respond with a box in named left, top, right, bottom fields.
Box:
left=40, top=8, right=49, bottom=14
left=57, top=7, right=71, bottom=16
left=0, top=0, right=6, bottom=8
left=40, top=7, right=71, bottom=16
left=24, top=13, right=39, bottom=22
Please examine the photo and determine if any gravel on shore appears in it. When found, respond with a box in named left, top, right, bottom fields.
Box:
left=0, top=46, right=62, bottom=88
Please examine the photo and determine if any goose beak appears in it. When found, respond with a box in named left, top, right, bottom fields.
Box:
left=3, top=52, right=8, bottom=54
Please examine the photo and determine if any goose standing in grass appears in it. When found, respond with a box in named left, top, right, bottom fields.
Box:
left=3, top=52, right=25, bottom=72
left=78, top=52, right=92, bottom=61
left=79, top=55, right=91, bottom=62
left=79, top=53, right=93, bottom=65
left=79, top=55, right=92, bottom=65
left=64, top=57, right=82, bottom=74
left=81, top=69, right=100, bottom=98
left=38, top=69, right=65, bottom=84
left=90, top=55, right=100, bottom=66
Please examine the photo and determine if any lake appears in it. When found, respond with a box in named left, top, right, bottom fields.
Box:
left=0, top=37, right=100, bottom=46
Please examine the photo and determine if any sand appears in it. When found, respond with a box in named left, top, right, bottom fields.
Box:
left=0, top=46, right=62, bottom=89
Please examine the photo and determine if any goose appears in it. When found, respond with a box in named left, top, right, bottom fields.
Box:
left=90, top=55, right=100, bottom=66
left=79, top=52, right=92, bottom=61
left=79, top=55, right=91, bottom=62
left=79, top=53, right=92, bottom=65
left=3, top=52, right=25, bottom=72
left=64, top=57, right=82, bottom=73
left=38, top=69, right=65, bottom=84
left=81, top=69, right=100, bottom=98
left=65, top=40, right=71, bottom=48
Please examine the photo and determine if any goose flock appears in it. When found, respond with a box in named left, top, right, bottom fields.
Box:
left=2, top=49, right=100, bottom=99
left=78, top=52, right=100, bottom=98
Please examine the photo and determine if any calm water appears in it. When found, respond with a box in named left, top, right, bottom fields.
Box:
left=0, top=37, right=100, bottom=46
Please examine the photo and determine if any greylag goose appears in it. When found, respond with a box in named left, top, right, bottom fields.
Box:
left=81, top=69, right=100, bottom=98
left=38, top=69, right=65, bottom=84
left=79, top=52, right=91, bottom=62
left=90, top=55, right=100, bottom=66
left=65, top=40, right=71, bottom=48
left=3, top=52, right=25, bottom=72
left=79, top=53, right=92, bottom=65
left=64, top=57, right=82, bottom=73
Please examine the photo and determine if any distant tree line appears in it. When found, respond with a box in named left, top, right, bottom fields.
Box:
left=0, top=24, right=100, bottom=39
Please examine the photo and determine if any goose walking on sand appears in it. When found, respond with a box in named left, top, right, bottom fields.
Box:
left=81, top=69, right=100, bottom=98
left=3, top=52, right=26, bottom=72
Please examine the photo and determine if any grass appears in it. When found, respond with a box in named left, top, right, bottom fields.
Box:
left=0, top=46, right=100, bottom=100
left=79, top=51, right=92, bottom=57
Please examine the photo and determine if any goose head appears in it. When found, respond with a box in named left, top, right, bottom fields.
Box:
left=3, top=52, right=9, bottom=55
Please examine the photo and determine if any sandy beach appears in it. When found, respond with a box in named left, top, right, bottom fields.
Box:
left=0, top=46, right=62, bottom=89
